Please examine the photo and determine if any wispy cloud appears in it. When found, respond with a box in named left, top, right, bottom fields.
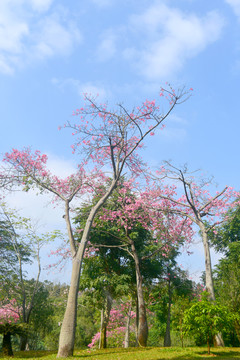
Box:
left=123, top=3, right=224, bottom=80
left=225, top=0, right=240, bottom=18
left=52, top=78, right=109, bottom=101
left=96, top=30, right=117, bottom=61
left=0, top=0, right=82, bottom=75
left=90, top=0, right=114, bottom=7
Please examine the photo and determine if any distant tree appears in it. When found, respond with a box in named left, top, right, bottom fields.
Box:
left=0, top=203, right=57, bottom=350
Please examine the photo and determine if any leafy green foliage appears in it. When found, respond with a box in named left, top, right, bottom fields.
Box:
left=183, top=293, right=233, bottom=353
left=209, top=205, right=240, bottom=253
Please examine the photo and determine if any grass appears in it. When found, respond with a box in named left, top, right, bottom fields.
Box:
left=1, top=347, right=240, bottom=360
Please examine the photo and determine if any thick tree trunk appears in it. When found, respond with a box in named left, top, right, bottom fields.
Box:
left=200, top=224, right=215, bottom=301
left=164, top=280, right=172, bottom=347
left=2, top=332, right=13, bottom=356
left=130, top=241, right=148, bottom=347
left=99, top=291, right=113, bottom=349
left=57, top=178, right=117, bottom=357
left=200, top=223, right=225, bottom=347
left=57, top=258, right=81, bottom=357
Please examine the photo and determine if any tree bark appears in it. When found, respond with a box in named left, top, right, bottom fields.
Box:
left=124, top=302, right=132, bottom=348
left=99, top=291, right=113, bottom=349
left=20, top=336, right=28, bottom=351
left=164, top=279, right=172, bottom=347
left=57, top=258, right=81, bottom=357
left=130, top=240, right=148, bottom=347
left=2, top=332, right=13, bottom=356
left=200, top=224, right=215, bottom=301
left=200, top=223, right=225, bottom=347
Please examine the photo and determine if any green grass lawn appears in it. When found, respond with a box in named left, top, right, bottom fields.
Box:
left=1, top=347, right=240, bottom=360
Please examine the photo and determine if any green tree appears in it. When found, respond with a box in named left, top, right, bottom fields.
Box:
left=0, top=203, right=58, bottom=350
left=183, top=293, right=233, bottom=354
left=214, top=242, right=240, bottom=344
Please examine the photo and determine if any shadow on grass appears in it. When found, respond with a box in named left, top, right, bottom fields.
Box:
left=7, top=350, right=57, bottom=358
left=2, top=348, right=240, bottom=360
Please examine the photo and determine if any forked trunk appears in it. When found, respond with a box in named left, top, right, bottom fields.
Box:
left=57, top=258, right=81, bottom=357
left=130, top=240, right=148, bottom=347
left=57, top=181, right=117, bottom=357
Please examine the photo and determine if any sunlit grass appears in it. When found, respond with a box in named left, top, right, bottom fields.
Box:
left=1, top=347, right=240, bottom=359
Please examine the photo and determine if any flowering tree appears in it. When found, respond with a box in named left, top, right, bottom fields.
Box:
left=90, top=180, right=194, bottom=346
left=2, top=88, right=189, bottom=357
left=88, top=302, right=136, bottom=349
left=151, top=163, right=240, bottom=345
left=0, top=300, right=26, bottom=356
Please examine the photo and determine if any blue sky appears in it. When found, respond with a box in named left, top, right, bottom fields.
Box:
left=1, top=0, right=240, bottom=283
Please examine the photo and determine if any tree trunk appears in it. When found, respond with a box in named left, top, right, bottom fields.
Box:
left=99, top=291, right=113, bottom=349
left=200, top=223, right=225, bottom=347
left=20, top=335, right=28, bottom=351
left=130, top=240, right=148, bottom=347
left=2, top=332, right=13, bottom=356
left=207, top=338, right=210, bottom=355
left=57, top=258, right=81, bottom=357
left=124, top=302, right=132, bottom=348
left=57, top=178, right=117, bottom=357
left=164, top=279, right=172, bottom=347
left=200, top=224, right=215, bottom=301
left=99, top=316, right=107, bottom=349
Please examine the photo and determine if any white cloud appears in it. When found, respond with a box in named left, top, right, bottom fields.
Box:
left=90, top=0, right=113, bottom=7
left=225, top=0, right=240, bottom=18
left=52, top=78, right=109, bottom=101
left=0, top=1, right=82, bottom=74
left=32, top=15, right=82, bottom=59
left=125, top=4, right=224, bottom=80
left=97, top=30, right=117, bottom=61
left=29, top=0, right=53, bottom=12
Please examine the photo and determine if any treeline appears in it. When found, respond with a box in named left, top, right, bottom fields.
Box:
left=0, top=192, right=240, bottom=353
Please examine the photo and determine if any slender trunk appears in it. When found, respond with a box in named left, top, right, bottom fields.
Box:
left=200, top=223, right=225, bottom=347
left=135, top=294, right=139, bottom=346
left=57, top=258, right=81, bottom=357
left=235, top=319, right=240, bottom=343
left=99, top=291, right=113, bottom=349
left=99, top=309, right=107, bottom=349
left=207, top=338, right=210, bottom=355
left=130, top=240, right=148, bottom=347
left=2, top=332, right=13, bottom=356
left=124, top=303, right=132, bottom=348
left=20, top=336, right=28, bottom=351
left=164, top=279, right=172, bottom=347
